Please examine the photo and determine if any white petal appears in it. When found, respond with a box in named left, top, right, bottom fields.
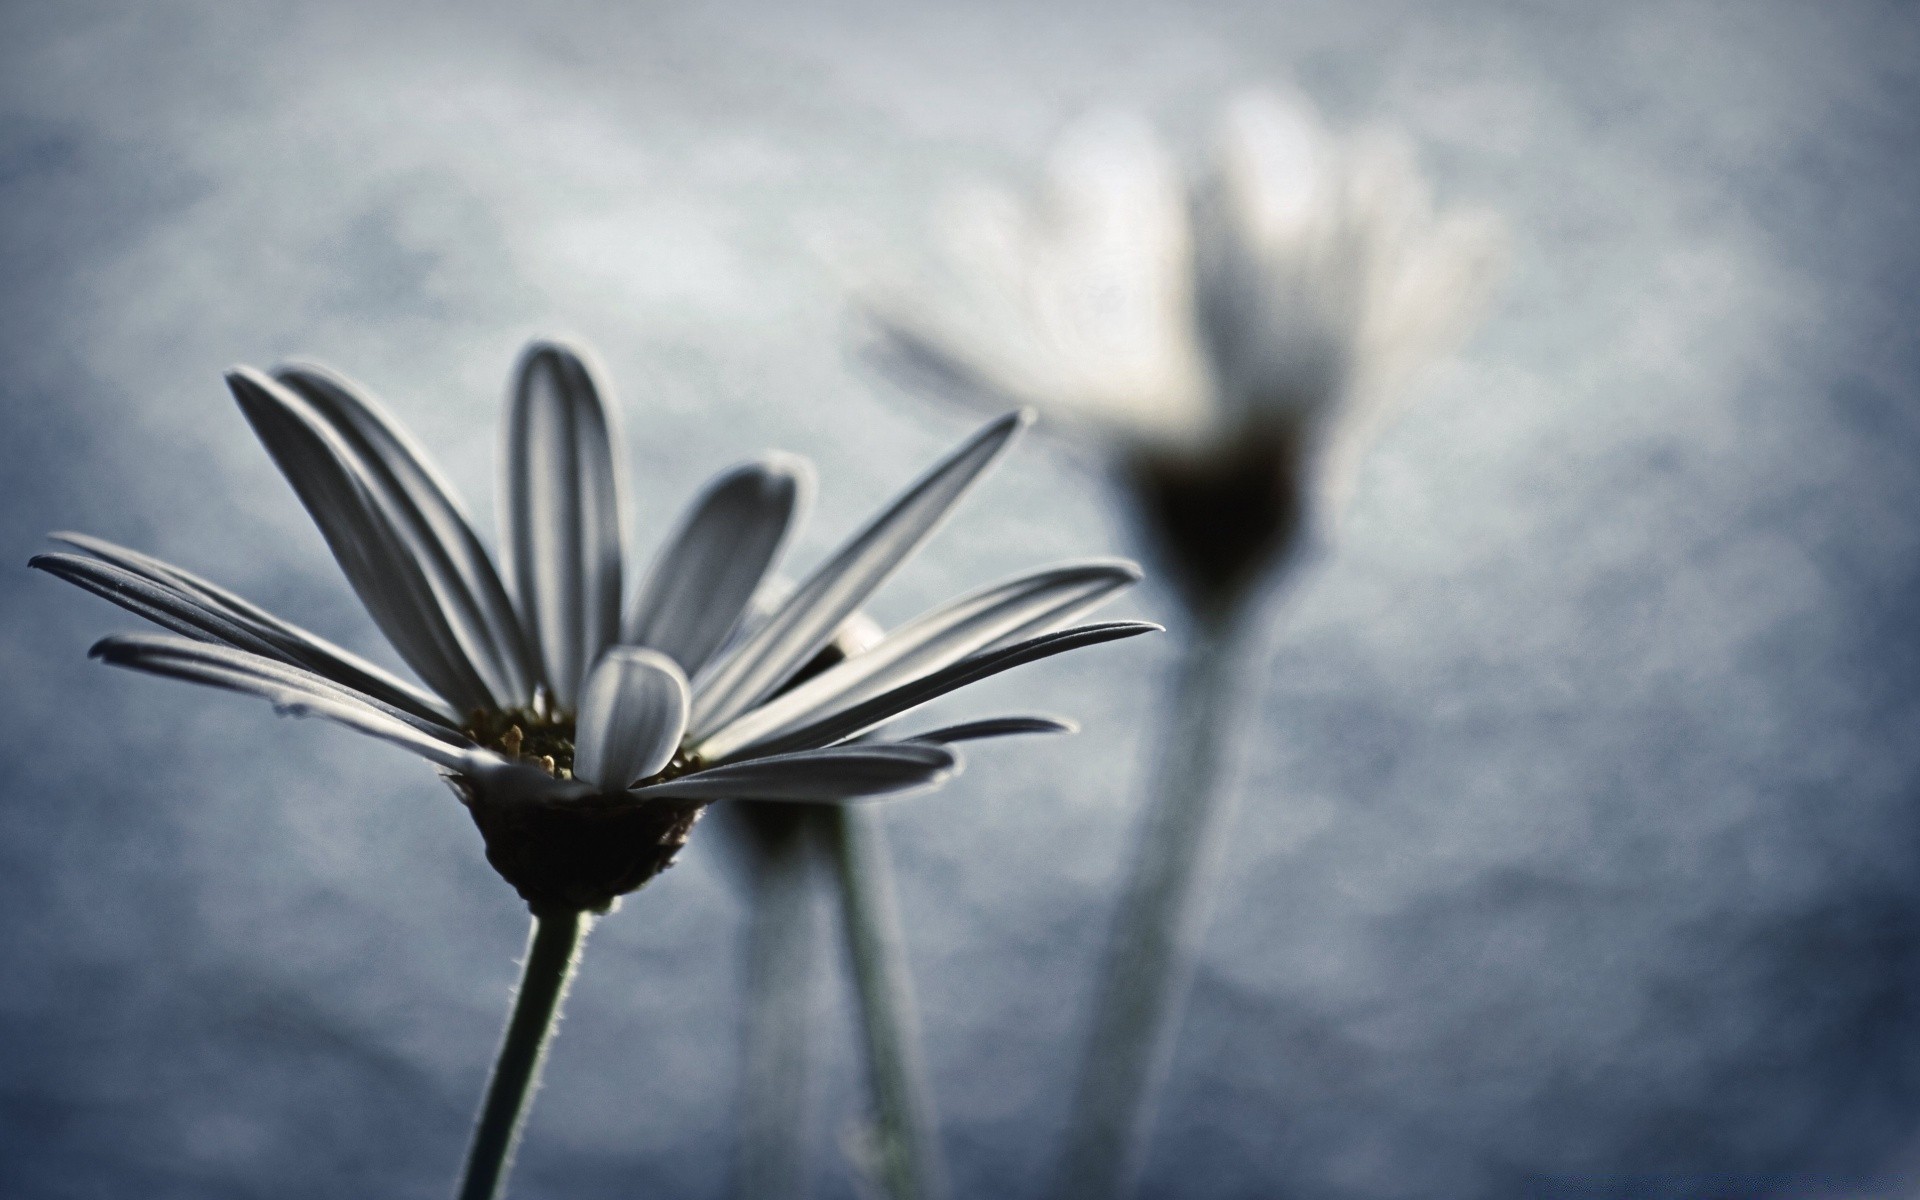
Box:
left=632, top=743, right=956, bottom=802
left=696, top=559, right=1137, bottom=762
left=626, top=456, right=809, bottom=677
left=904, top=715, right=1075, bottom=744
left=1217, top=90, right=1330, bottom=248
left=690, top=411, right=1029, bottom=738
left=274, top=364, right=538, bottom=706
left=90, top=634, right=486, bottom=770
left=501, top=340, right=626, bottom=707
left=458, top=757, right=595, bottom=806
left=35, top=552, right=286, bottom=657
left=699, top=620, right=1158, bottom=762
left=48, top=532, right=454, bottom=725
left=573, top=647, right=691, bottom=790
left=229, top=368, right=497, bottom=714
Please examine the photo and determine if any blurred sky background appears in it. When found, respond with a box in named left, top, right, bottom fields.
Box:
left=4, top=1, right=1920, bottom=1197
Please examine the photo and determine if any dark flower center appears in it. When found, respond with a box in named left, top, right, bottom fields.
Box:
left=464, top=708, right=579, bottom=779
left=1124, top=415, right=1308, bottom=619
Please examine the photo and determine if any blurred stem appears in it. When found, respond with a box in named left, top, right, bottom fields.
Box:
left=1049, top=610, right=1251, bottom=1200
left=457, top=909, right=589, bottom=1200
left=732, top=810, right=822, bottom=1200
left=828, top=803, right=949, bottom=1200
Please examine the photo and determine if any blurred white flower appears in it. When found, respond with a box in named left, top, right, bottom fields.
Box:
left=869, top=90, right=1503, bottom=610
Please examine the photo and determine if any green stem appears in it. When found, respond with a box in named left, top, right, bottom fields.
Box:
left=731, top=810, right=822, bottom=1200
left=828, top=804, right=948, bottom=1200
left=1049, top=613, right=1250, bottom=1200
left=457, top=909, right=589, bottom=1200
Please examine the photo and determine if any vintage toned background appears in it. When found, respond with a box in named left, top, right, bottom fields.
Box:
left=3, top=1, right=1918, bottom=1196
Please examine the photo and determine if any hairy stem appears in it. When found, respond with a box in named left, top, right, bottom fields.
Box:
left=829, top=804, right=948, bottom=1200
left=458, top=909, right=589, bottom=1200
left=1049, top=613, right=1249, bottom=1200
left=731, top=809, right=823, bottom=1200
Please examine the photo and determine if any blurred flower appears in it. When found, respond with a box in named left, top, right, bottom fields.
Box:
left=33, top=338, right=1153, bottom=915
left=863, top=92, right=1504, bottom=1200
left=868, top=90, right=1502, bottom=614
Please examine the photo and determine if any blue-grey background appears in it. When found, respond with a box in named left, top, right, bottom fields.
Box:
left=5, top=1, right=1919, bottom=1196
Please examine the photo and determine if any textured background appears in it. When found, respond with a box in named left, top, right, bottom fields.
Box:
left=4, top=1, right=1920, bottom=1196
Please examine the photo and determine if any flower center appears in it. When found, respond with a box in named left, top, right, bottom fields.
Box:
left=464, top=708, right=579, bottom=779
left=462, top=708, right=699, bottom=787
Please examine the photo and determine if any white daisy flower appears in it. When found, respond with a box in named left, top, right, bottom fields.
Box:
left=869, top=90, right=1503, bottom=611
left=35, top=338, right=1154, bottom=915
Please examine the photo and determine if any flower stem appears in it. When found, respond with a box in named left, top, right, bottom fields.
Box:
left=828, top=804, right=948, bottom=1200
left=1049, top=612, right=1249, bottom=1200
left=731, top=810, right=822, bottom=1200
left=458, top=908, right=589, bottom=1200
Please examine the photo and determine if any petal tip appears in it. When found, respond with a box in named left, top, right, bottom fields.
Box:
left=1084, top=557, right=1145, bottom=585
left=223, top=365, right=287, bottom=409
left=759, top=450, right=816, bottom=490
left=989, top=408, right=1036, bottom=441
left=268, top=359, right=342, bottom=388
left=517, top=336, right=603, bottom=379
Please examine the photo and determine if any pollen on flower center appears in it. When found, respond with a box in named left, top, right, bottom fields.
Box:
left=461, top=708, right=703, bottom=787
left=464, top=708, right=579, bottom=779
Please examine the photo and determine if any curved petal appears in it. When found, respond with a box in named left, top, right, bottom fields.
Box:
left=697, top=559, right=1137, bottom=760
left=904, top=715, right=1075, bottom=744
left=626, top=455, right=809, bottom=677
left=501, top=340, right=626, bottom=707
left=89, top=633, right=487, bottom=771
left=573, top=647, right=690, bottom=791
left=47, top=532, right=454, bottom=725
left=35, top=552, right=288, bottom=657
left=229, top=367, right=497, bottom=714
left=697, top=620, right=1159, bottom=762
left=632, top=742, right=956, bottom=802
left=273, top=363, right=537, bottom=706
left=690, top=411, right=1029, bottom=738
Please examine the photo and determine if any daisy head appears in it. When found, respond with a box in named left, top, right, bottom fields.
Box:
left=35, top=339, right=1154, bottom=914
left=866, top=90, right=1503, bottom=615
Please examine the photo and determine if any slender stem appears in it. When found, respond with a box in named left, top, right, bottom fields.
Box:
left=731, top=810, right=822, bottom=1200
left=1049, top=612, right=1250, bottom=1200
left=457, top=909, right=589, bottom=1200
left=828, top=803, right=948, bottom=1200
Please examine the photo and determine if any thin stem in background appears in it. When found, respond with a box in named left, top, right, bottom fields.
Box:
left=731, top=808, right=824, bottom=1200
left=828, top=803, right=949, bottom=1200
left=1048, top=612, right=1250, bottom=1200
left=457, top=909, right=590, bottom=1200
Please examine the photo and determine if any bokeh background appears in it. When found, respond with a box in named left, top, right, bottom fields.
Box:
left=5, top=1, right=1920, bottom=1196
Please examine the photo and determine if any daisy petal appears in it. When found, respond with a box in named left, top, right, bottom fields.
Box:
left=274, top=363, right=537, bottom=706
left=696, top=559, right=1136, bottom=760
left=34, top=552, right=286, bottom=657
left=904, top=715, right=1076, bottom=744
left=632, top=743, right=956, bottom=802
left=47, top=533, right=455, bottom=726
left=229, top=368, right=497, bottom=714
left=573, top=647, right=691, bottom=791
left=690, top=411, right=1030, bottom=738
left=501, top=341, right=625, bottom=707
left=627, top=456, right=809, bottom=677
left=698, top=619, right=1158, bottom=761
left=90, top=633, right=485, bottom=770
